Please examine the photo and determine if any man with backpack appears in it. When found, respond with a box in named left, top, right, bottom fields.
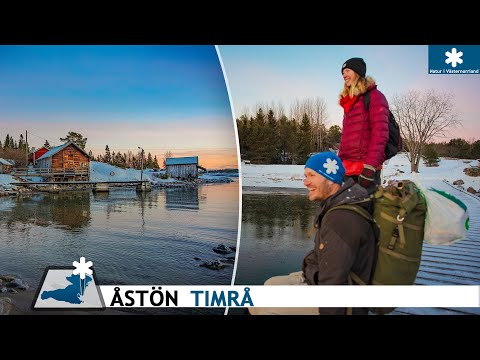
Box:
left=248, top=152, right=376, bottom=315
left=338, top=57, right=390, bottom=194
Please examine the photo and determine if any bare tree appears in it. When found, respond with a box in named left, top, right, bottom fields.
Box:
left=310, top=97, right=329, bottom=152
left=289, top=98, right=303, bottom=123
left=289, top=97, right=328, bottom=152
left=269, top=100, right=285, bottom=120
left=163, top=150, right=173, bottom=169
left=125, top=150, right=134, bottom=168
left=241, top=101, right=285, bottom=121
left=467, top=137, right=476, bottom=156
left=239, top=105, right=251, bottom=119
left=0, top=148, right=27, bottom=167
left=391, top=89, right=461, bottom=172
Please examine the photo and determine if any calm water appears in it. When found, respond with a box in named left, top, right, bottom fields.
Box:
left=234, top=190, right=318, bottom=286
left=0, top=181, right=239, bottom=314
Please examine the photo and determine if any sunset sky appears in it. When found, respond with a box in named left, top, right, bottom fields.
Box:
left=219, top=45, right=480, bottom=141
left=0, top=45, right=238, bottom=169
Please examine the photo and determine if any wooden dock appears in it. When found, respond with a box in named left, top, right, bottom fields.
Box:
left=10, top=181, right=147, bottom=185
left=392, top=180, right=480, bottom=315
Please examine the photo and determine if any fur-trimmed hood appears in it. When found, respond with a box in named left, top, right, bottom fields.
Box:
left=355, top=76, right=375, bottom=96
left=339, top=76, right=376, bottom=99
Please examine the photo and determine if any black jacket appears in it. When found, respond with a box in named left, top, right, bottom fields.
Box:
left=301, top=178, right=376, bottom=315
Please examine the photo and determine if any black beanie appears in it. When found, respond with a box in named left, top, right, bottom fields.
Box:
left=341, top=57, right=366, bottom=78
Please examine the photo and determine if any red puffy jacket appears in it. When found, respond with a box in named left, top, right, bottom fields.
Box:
left=338, top=84, right=389, bottom=173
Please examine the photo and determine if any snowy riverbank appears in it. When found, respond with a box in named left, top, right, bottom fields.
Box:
left=241, top=153, right=480, bottom=194
left=0, top=161, right=237, bottom=195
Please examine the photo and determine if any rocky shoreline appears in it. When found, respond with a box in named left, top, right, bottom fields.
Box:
left=0, top=184, right=35, bottom=197
left=0, top=274, right=33, bottom=315
left=0, top=177, right=234, bottom=197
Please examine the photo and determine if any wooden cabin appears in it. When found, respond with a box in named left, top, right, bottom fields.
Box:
left=0, top=158, right=13, bottom=174
left=35, top=141, right=90, bottom=181
left=165, top=156, right=206, bottom=179
left=28, top=146, right=50, bottom=165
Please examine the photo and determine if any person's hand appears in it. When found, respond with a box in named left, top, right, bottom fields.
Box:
left=359, top=164, right=376, bottom=188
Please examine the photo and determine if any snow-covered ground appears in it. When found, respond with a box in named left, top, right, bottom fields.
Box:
left=0, top=161, right=234, bottom=188
left=241, top=153, right=480, bottom=192
left=91, top=161, right=160, bottom=183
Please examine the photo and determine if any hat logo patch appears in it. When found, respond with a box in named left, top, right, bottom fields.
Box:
left=323, top=158, right=339, bottom=175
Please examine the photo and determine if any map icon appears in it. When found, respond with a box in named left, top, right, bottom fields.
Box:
left=32, top=266, right=105, bottom=310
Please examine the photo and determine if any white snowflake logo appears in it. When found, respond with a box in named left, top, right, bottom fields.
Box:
left=445, top=48, right=463, bottom=68
left=323, top=158, right=339, bottom=175
left=72, top=256, right=93, bottom=279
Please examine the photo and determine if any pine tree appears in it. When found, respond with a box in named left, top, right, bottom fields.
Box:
left=153, top=155, right=159, bottom=169
left=60, top=131, right=87, bottom=149
left=18, top=134, right=25, bottom=151
left=88, top=150, right=93, bottom=158
left=250, top=108, right=268, bottom=163
left=277, top=115, right=290, bottom=164
left=237, top=115, right=252, bottom=160
left=286, top=119, right=300, bottom=165
left=104, top=145, right=111, bottom=163
left=114, top=152, right=125, bottom=168
left=4, top=134, right=10, bottom=150
left=147, top=152, right=153, bottom=168
left=265, top=109, right=279, bottom=164
left=298, top=114, right=313, bottom=164
left=326, top=125, right=342, bottom=150
left=422, top=144, right=440, bottom=167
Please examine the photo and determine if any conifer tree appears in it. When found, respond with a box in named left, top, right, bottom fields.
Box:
left=147, top=152, right=153, bottom=168
left=104, top=145, right=111, bottom=163
left=3, top=134, right=10, bottom=150
left=298, top=114, right=313, bottom=164
left=422, top=144, right=440, bottom=167
left=60, top=131, right=87, bottom=149
left=18, top=134, right=25, bottom=151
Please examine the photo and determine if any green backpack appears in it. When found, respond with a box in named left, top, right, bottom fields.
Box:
left=327, top=180, right=427, bottom=314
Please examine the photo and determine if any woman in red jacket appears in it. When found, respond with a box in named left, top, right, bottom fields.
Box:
left=338, top=57, right=389, bottom=194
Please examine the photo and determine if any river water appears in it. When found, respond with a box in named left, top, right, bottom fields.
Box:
left=234, top=188, right=318, bottom=286
left=0, top=180, right=239, bottom=314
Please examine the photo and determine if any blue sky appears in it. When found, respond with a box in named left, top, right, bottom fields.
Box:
left=219, top=45, right=480, bottom=140
left=0, top=45, right=238, bottom=168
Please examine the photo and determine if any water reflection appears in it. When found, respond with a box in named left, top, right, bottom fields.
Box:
left=235, top=192, right=318, bottom=286
left=0, top=182, right=239, bottom=296
left=242, top=193, right=316, bottom=237
left=1, top=191, right=91, bottom=232
left=165, top=187, right=200, bottom=211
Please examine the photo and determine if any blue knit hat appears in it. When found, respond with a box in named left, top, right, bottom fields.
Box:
left=305, top=152, right=345, bottom=185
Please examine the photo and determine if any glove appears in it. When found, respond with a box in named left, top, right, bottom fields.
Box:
left=359, top=164, right=376, bottom=189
